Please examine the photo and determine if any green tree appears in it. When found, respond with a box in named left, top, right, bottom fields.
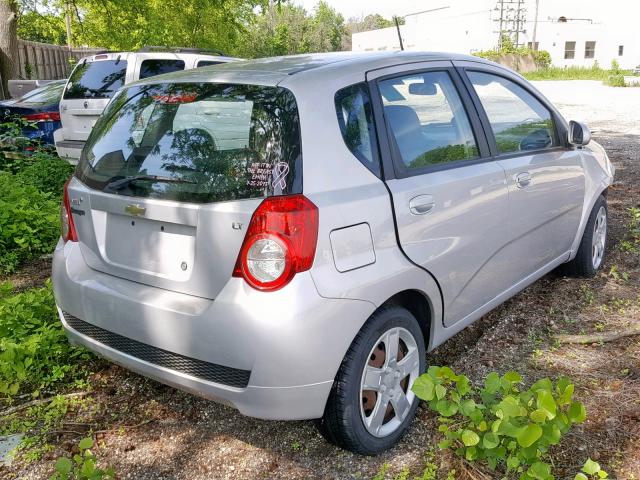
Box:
left=238, top=1, right=345, bottom=58
left=17, top=10, right=66, bottom=44
left=342, top=13, right=400, bottom=51
left=75, top=0, right=264, bottom=52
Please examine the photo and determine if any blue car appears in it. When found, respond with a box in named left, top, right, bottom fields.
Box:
left=0, top=80, right=66, bottom=147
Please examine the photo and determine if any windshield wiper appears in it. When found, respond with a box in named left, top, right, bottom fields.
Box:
left=104, top=175, right=196, bottom=192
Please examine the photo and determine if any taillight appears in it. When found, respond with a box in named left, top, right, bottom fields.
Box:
left=233, top=195, right=318, bottom=291
left=61, top=178, right=78, bottom=242
left=23, top=112, right=61, bottom=122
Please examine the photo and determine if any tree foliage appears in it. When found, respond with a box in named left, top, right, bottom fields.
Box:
left=236, top=1, right=345, bottom=58
left=17, top=10, right=66, bottom=44
left=13, top=0, right=347, bottom=58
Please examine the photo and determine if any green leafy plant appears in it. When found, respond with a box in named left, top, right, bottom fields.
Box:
left=412, top=366, right=599, bottom=479
left=16, top=152, right=74, bottom=198
left=610, top=59, right=621, bottom=75
left=620, top=207, right=640, bottom=254
left=1, top=395, right=90, bottom=462
left=51, top=437, right=115, bottom=480
left=576, top=458, right=608, bottom=479
left=605, top=74, right=625, bottom=87
left=0, top=173, right=59, bottom=273
left=0, top=281, right=91, bottom=397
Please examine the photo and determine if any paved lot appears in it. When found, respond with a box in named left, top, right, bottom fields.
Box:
left=532, top=80, right=640, bottom=135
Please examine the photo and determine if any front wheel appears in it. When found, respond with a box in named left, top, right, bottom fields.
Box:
left=561, top=195, right=608, bottom=277
left=317, top=305, right=425, bottom=454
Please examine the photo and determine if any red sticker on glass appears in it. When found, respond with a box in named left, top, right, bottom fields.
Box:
left=153, top=93, right=198, bottom=104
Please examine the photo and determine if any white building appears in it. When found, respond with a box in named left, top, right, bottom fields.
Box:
left=351, top=1, right=640, bottom=69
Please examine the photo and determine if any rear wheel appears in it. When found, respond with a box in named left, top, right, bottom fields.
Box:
left=560, top=195, right=608, bottom=277
left=317, top=305, right=425, bottom=454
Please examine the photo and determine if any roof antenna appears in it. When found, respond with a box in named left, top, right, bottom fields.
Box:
left=394, top=16, right=404, bottom=51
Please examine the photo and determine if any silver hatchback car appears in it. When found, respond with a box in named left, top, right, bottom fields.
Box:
left=53, top=52, right=614, bottom=454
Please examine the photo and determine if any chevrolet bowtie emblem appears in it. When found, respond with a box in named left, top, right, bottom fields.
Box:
left=125, top=204, right=146, bottom=216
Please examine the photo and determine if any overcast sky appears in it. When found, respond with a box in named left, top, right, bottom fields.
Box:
left=295, top=0, right=639, bottom=28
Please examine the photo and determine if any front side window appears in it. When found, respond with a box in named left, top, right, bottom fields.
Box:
left=334, top=83, right=379, bottom=176
left=64, top=60, right=128, bottom=100
left=585, top=41, right=596, bottom=59
left=564, top=41, right=576, bottom=59
left=139, top=59, right=186, bottom=80
left=379, top=71, right=478, bottom=170
left=77, top=83, right=302, bottom=203
left=467, top=71, right=557, bottom=154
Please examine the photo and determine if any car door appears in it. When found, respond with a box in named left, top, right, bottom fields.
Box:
left=456, top=62, right=586, bottom=277
left=367, top=62, right=510, bottom=327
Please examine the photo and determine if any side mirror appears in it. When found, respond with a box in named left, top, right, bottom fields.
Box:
left=569, top=120, right=591, bottom=146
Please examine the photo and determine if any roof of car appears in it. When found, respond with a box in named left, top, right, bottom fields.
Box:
left=128, top=51, right=499, bottom=88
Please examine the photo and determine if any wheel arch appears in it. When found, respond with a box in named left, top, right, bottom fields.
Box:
left=377, top=289, right=434, bottom=351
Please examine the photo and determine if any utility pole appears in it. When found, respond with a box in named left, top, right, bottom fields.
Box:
left=497, top=0, right=505, bottom=48
left=393, top=6, right=450, bottom=52
left=532, top=0, right=540, bottom=50
left=393, top=16, right=404, bottom=51
left=493, top=0, right=526, bottom=48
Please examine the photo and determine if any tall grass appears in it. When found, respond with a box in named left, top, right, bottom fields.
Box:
left=524, top=66, right=631, bottom=81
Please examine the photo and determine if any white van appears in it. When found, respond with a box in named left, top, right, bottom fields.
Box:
left=54, top=48, right=239, bottom=163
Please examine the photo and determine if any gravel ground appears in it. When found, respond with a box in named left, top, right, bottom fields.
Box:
left=3, top=80, right=640, bottom=480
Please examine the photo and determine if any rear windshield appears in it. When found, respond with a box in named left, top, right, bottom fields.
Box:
left=76, top=83, right=302, bottom=203
left=64, top=60, right=128, bottom=100
left=17, top=81, right=65, bottom=104
left=139, top=59, right=185, bottom=79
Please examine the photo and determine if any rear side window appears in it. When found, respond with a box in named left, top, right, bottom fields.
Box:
left=379, top=71, right=479, bottom=170
left=139, top=59, right=186, bottom=80
left=77, top=83, right=302, bottom=204
left=197, top=60, right=223, bottom=68
left=334, top=83, right=379, bottom=176
left=64, top=60, right=127, bottom=100
left=467, top=71, right=557, bottom=154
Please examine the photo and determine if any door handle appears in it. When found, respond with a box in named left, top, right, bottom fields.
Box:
left=515, top=172, right=532, bottom=188
left=409, top=195, right=435, bottom=215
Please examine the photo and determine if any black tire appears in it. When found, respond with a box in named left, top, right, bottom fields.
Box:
left=560, top=195, right=608, bottom=277
left=316, top=305, right=426, bottom=455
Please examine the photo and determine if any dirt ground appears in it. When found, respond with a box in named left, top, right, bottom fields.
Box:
left=3, top=81, right=640, bottom=480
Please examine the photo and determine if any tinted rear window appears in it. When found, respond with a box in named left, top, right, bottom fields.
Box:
left=197, top=60, right=223, bottom=68
left=17, top=82, right=65, bottom=104
left=64, top=60, right=127, bottom=100
left=139, top=59, right=186, bottom=79
left=77, top=83, right=302, bottom=203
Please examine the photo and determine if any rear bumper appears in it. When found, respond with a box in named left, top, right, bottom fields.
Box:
left=54, top=129, right=83, bottom=163
left=52, top=239, right=374, bottom=420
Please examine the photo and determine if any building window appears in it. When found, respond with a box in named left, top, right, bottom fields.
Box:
left=585, top=41, right=596, bottom=59
left=564, top=41, right=576, bottom=59
left=527, top=41, right=539, bottom=51
left=619, top=45, right=624, bottom=56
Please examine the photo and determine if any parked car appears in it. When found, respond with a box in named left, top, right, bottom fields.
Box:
left=52, top=52, right=614, bottom=454
left=0, top=79, right=65, bottom=147
left=54, top=47, right=239, bottom=163
left=8, top=79, right=58, bottom=99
